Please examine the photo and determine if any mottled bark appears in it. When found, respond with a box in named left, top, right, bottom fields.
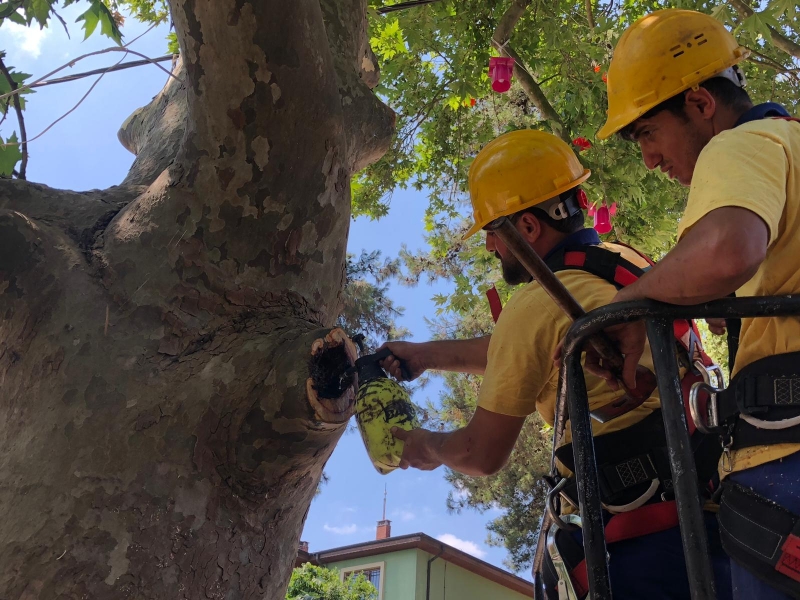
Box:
left=0, top=1, right=393, bottom=598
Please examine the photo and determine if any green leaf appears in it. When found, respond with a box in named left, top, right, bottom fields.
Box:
left=27, top=0, right=51, bottom=26
left=7, top=10, right=26, bottom=24
left=166, top=31, right=179, bottom=54
left=76, top=1, right=122, bottom=44
left=76, top=3, right=100, bottom=38
left=0, top=133, right=23, bottom=176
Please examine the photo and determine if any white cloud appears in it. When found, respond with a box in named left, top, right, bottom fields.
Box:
left=324, top=523, right=358, bottom=535
left=391, top=509, right=416, bottom=522
left=437, top=534, right=486, bottom=559
left=3, top=22, right=50, bottom=59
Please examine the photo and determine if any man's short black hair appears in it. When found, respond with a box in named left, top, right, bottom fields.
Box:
left=511, top=188, right=585, bottom=234
left=618, top=76, right=752, bottom=141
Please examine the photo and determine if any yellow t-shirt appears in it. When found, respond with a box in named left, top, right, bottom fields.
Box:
left=477, top=243, right=661, bottom=472
left=678, top=117, right=800, bottom=474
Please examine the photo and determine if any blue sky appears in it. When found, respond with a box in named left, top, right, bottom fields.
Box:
left=0, top=4, right=527, bottom=578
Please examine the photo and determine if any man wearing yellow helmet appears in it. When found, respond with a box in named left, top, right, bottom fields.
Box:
left=591, top=8, right=800, bottom=598
left=380, top=129, right=731, bottom=599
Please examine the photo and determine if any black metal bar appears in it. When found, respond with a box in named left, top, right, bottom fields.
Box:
left=547, top=295, right=800, bottom=598
left=646, top=318, right=716, bottom=600
left=562, top=296, right=800, bottom=358
left=565, top=350, right=612, bottom=599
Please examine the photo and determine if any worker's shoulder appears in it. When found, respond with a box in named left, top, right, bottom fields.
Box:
left=714, top=117, right=800, bottom=149
left=506, top=269, right=615, bottom=310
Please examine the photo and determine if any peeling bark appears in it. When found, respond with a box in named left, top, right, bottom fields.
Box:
left=0, top=0, right=393, bottom=598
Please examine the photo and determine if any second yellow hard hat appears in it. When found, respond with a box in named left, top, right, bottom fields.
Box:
left=463, top=130, right=590, bottom=239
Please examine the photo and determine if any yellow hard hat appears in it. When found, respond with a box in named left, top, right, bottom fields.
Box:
left=463, top=130, right=590, bottom=239
left=597, top=9, right=749, bottom=140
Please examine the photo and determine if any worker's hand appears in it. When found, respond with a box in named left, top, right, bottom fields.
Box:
left=705, top=318, right=727, bottom=336
left=582, top=321, right=647, bottom=391
left=553, top=287, right=646, bottom=391
left=391, top=427, right=442, bottom=471
left=378, top=341, right=428, bottom=382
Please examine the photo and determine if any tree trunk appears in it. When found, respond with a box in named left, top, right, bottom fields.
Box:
left=0, top=1, right=394, bottom=598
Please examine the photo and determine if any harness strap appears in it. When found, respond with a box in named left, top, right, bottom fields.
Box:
left=719, top=480, right=800, bottom=595
left=565, top=502, right=681, bottom=599
left=716, top=351, right=800, bottom=450
left=548, top=244, right=709, bottom=364
left=486, top=285, right=503, bottom=323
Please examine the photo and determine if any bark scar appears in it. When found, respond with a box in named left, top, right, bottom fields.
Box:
left=307, top=328, right=358, bottom=423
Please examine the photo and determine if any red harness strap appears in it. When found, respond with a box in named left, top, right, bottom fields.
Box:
left=486, top=285, right=503, bottom=323
left=568, top=501, right=681, bottom=596
left=777, top=535, right=800, bottom=582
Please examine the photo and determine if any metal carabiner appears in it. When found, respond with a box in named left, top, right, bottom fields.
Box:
left=546, top=514, right=583, bottom=600
left=694, top=360, right=726, bottom=390
left=689, top=360, right=726, bottom=434
left=546, top=479, right=581, bottom=532
left=689, top=381, right=721, bottom=434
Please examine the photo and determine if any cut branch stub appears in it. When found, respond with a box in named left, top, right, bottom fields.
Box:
left=307, top=327, right=359, bottom=423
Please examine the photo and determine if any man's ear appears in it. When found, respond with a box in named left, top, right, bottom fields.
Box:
left=516, top=211, right=542, bottom=242
left=684, top=87, right=717, bottom=121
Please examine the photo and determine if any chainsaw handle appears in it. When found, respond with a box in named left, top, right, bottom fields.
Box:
left=374, top=347, right=413, bottom=382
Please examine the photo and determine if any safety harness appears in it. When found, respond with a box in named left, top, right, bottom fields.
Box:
left=533, top=241, right=722, bottom=599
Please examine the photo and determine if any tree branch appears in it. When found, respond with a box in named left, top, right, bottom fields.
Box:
left=493, top=0, right=531, bottom=43
left=585, top=0, right=596, bottom=29
left=728, top=0, right=800, bottom=59
left=504, top=45, right=569, bottom=143
left=0, top=55, right=27, bottom=179
left=118, top=57, right=187, bottom=187
left=491, top=0, right=569, bottom=144
left=377, top=0, right=442, bottom=13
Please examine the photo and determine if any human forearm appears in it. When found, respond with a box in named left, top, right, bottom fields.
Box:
left=422, top=337, right=491, bottom=375
left=382, top=337, right=490, bottom=379
left=393, top=407, right=524, bottom=475
left=616, top=208, right=767, bottom=305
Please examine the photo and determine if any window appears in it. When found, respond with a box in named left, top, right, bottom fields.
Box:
left=341, top=561, right=385, bottom=600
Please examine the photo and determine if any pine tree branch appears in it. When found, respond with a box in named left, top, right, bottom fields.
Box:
left=728, top=0, right=800, bottom=59
left=0, top=54, right=27, bottom=179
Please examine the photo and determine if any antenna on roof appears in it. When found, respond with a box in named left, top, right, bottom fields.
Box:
left=382, top=484, right=387, bottom=521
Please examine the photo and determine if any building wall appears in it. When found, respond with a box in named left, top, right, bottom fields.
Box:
left=321, top=547, right=532, bottom=600
left=322, top=548, right=419, bottom=600
left=416, top=549, right=533, bottom=600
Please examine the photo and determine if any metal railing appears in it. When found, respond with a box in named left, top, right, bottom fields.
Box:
left=550, top=294, right=800, bottom=600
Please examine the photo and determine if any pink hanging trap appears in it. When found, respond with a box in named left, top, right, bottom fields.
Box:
left=588, top=201, right=617, bottom=234
left=489, top=56, right=515, bottom=93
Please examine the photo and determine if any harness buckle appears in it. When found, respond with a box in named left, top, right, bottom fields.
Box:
left=722, top=435, right=734, bottom=473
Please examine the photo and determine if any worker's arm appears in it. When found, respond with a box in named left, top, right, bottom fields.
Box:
left=614, top=207, right=768, bottom=305
left=391, top=407, right=525, bottom=476
left=379, top=337, right=491, bottom=381
left=579, top=207, right=768, bottom=388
